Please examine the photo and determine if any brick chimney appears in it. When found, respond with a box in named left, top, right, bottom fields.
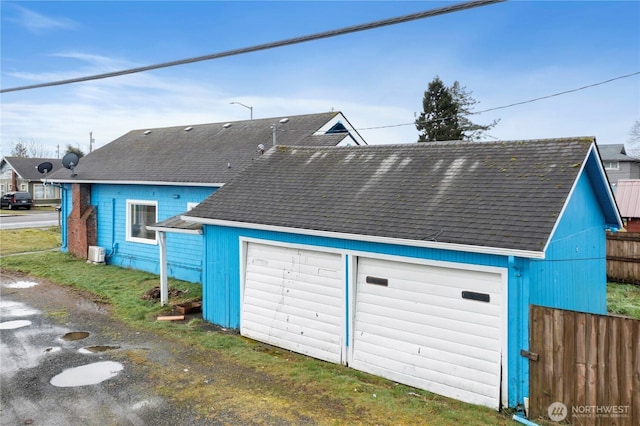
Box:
left=67, top=184, right=97, bottom=259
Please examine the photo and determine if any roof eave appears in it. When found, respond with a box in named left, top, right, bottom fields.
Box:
left=182, top=216, right=546, bottom=260
left=50, top=179, right=224, bottom=187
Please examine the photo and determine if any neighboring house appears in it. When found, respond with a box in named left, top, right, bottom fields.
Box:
left=48, top=112, right=366, bottom=284
left=183, top=137, right=621, bottom=411
left=615, top=179, right=640, bottom=231
left=598, top=143, right=640, bottom=188
left=0, top=156, right=63, bottom=205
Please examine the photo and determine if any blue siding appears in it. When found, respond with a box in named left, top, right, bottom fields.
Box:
left=60, top=183, right=215, bottom=283
left=529, top=170, right=608, bottom=314
left=93, top=184, right=215, bottom=282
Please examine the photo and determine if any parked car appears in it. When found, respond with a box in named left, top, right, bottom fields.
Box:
left=1, top=191, right=33, bottom=210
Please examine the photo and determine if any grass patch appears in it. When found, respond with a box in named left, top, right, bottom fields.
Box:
left=608, top=282, right=640, bottom=319
left=0, top=227, right=61, bottom=255
left=0, top=229, right=514, bottom=425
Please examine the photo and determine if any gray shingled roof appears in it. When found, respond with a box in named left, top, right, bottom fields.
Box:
left=48, top=112, right=357, bottom=184
left=2, top=157, right=64, bottom=180
left=599, top=144, right=639, bottom=162
left=185, top=137, right=605, bottom=254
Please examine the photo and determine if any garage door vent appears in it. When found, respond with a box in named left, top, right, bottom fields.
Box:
left=365, top=276, right=388, bottom=286
left=461, top=291, right=490, bottom=302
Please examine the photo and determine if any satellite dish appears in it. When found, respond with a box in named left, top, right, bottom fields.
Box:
left=62, top=152, right=80, bottom=177
left=37, top=162, right=53, bottom=174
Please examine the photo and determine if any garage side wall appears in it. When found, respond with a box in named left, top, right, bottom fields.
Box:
left=529, top=170, right=609, bottom=314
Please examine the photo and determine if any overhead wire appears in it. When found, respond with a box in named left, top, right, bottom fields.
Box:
left=357, top=71, right=640, bottom=132
left=0, top=0, right=505, bottom=94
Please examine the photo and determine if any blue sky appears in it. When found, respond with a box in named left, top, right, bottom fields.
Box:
left=1, top=1, right=639, bottom=157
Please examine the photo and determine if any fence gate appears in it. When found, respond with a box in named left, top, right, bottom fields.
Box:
left=529, top=305, right=639, bottom=425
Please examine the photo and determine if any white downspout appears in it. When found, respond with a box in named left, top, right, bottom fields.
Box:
left=158, top=231, right=168, bottom=306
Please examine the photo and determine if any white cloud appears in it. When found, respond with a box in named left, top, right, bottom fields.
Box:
left=9, top=5, right=77, bottom=34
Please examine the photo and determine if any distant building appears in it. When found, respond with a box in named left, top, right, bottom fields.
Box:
left=0, top=156, right=63, bottom=205
left=598, top=144, right=640, bottom=189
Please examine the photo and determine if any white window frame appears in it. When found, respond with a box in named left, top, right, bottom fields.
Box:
left=126, top=200, right=158, bottom=244
left=604, top=161, right=620, bottom=170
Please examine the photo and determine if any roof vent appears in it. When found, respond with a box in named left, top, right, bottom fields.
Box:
left=184, top=126, right=193, bottom=132
left=279, top=118, right=290, bottom=124
left=144, top=130, right=152, bottom=135
left=223, top=123, right=232, bottom=129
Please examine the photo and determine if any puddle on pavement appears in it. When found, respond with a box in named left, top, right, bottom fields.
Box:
left=0, top=300, right=40, bottom=317
left=0, top=320, right=32, bottom=330
left=62, top=331, right=90, bottom=341
left=79, top=345, right=120, bottom=354
left=50, top=361, right=124, bottom=387
left=3, top=280, right=39, bottom=289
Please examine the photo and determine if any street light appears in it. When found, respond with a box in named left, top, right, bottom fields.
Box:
left=229, top=101, right=253, bottom=120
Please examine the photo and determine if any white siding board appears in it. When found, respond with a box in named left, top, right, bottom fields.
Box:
left=352, top=256, right=505, bottom=409
left=242, top=242, right=344, bottom=364
left=354, top=317, right=499, bottom=363
left=352, top=330, right=499, bottom=375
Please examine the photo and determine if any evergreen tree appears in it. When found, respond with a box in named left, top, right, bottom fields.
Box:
left=416, top=77, right=498, bottom=142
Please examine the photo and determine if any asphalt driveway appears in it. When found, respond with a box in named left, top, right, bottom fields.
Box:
left=0, top=271, right=244, bottom=426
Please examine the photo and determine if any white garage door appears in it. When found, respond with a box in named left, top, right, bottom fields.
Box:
left=351, top=257, right=505, bottom=409
left=242, top=243, right=344, bottom=364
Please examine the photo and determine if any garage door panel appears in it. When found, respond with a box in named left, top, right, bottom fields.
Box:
left=356, top=291, right=502, bottom=327
left=244, top=283, right=343, bottom=312
left=243, top=311, right=342, bottom=343
left=353, top=329, right=500, bottom=375
left=361, top=261, right=502, bottom=294
left=242, top=243, right=344, bottom=364
left=247, top=264, right=342, bottom=289
left=355, top=313, right=500, bottom=355
left=243, top=298, right=343, bottom=331
left=353, top=257, right=504, bottom=409
left=355, top=305, right=500, bottom=346
left=352, top=341, right=500, bottom=394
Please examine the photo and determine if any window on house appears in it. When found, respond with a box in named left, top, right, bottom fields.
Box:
left=604, top=161, right=620, bottom=170
left=126, top=200, right=157, bottom=244
left=20, top=184, right=26, bottom=191
left=34, top=184, right=56, bottom=199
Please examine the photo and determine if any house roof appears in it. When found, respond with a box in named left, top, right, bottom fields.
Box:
left=1, top=157, right=64, bottom=180
left=615, top=179, right=640, bottom=218
left=185, top=137, right=621, bottom=257
left=48, top=112, right=365, bottom=185
left=598, top=144, right=639, bottom=162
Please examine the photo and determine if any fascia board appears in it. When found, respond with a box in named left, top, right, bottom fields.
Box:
left=182, top=216, right=546, bottom=259
left=541, top=143, right=623, bottom=254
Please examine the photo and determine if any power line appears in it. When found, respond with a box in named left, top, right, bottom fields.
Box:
left=357, top=71, right=640, bottom=131
left=475, top=71, right=640, bottom=114
left=0, top=0, right=505, bottom=94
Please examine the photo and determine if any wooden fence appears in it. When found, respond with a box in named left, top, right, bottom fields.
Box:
left=529, top=305, right=639, bottom=425
left=607, top=232, right=640, bottom=284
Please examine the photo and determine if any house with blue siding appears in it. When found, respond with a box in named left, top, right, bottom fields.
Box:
left=183, top=137, right=621, bottom=411
left=48, top=112, right=366, bottom=284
